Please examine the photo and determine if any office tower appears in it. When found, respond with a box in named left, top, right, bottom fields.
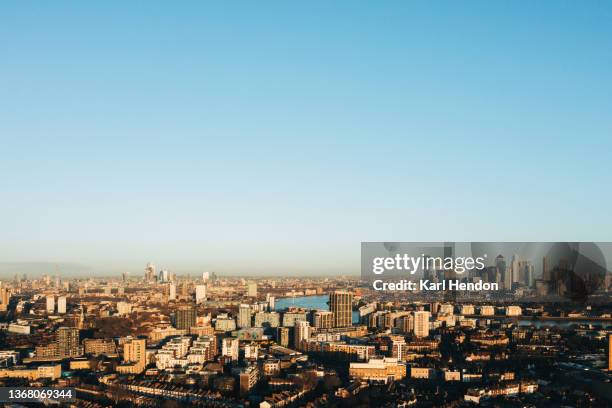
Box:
left=238, top=304, right=252, bottom=328
left=330, top=290, right=353, bottom=328
left=144, top=263, right=156, bottom=282
left=57, top=326, right=81, bottom=357
left=504, top=266, right=512, bottom=291
left=495, top=254, right=506, bottom=286
left=423, top=255, right=434, bottom=281
left=511, top=254, right=520, bottom=284
left=277, top=327, right=290, bottom=347
left=123, top=338, right=146, bottom=371
left=168, top=283, right=176, bottom=301
left=46, top=295, right=55, bottom=314
left=484, top=266, right=496, bottom=284
left=222, top=337, right=239, bottom=361
left=247, top=282, right=257, bottom=297
left=543, top=256, right=551, bottom=281
left=413, top=311, right=430, bottom=338
left=122, top=271, right=129, bottom=282
left=526, top=263, right=535, bottom=287
left=442, top=243, right=457, bottom=303
left=312, top=310, right=333, bottom=329
left=57, top=296, right=66, bottom=314
left=195, top=285, right=207, bottom=304
left=175, top=306, right=197, bottom=330
left=294, top=320, right=311, bottom=350
left=158, top=269, right=169, bottom=283
left=202, top=271, right=210, bottom=282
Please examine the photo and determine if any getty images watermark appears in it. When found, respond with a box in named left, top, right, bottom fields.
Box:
left=361, top=242, right=611, bottom=301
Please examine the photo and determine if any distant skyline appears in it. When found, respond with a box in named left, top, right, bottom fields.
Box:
left=2, top=2, right=612, bottom=276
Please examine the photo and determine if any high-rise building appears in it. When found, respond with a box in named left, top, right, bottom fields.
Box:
left=542, top=256, right=550, bottom=281
left=238, top=304, right=252, bottom=328
left=46, top=295, right=55, bottom=314
left=158, top=269, right=169, bottom=283
left=511, top=254, right=520, bottom=284
left=247, top=282, right=257, bottom=297
left=144, top=263, right=156, bottom=282
left=413, top=311, right=430, bottom=338
left=0, top=288, right=11, bottom=312
left=294, top=320, right=310, bottom=350
left=123, top=338, right=146, bottom=372
left=175, top=306, right=197, bottom=330
left=396, top=314, right=414, bottom=333
left=202, top=271, right=210, bottom=282
left=330, top=291, right=353, bottom=328
left=57, top=326, right=81, bottom=357
left=312, top=310, right=333, bottom=329
left=195, top=285, right=207, bottom=304
left=524, top=262, right=535, bottom=287
left=168, top=283, right=176, bottom=301
left=57, top=296, right=67, bottom=314
left=495, top=254, right=512, bottom=289
left=222, top=337, right=239, bottom=362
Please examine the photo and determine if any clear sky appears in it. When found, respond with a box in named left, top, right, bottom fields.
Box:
left=1, top=2, right=611, bottom=276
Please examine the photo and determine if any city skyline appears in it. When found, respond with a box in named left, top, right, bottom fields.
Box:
left=0, top=271, right=610, bottom=406
left=3, top=241, right=612, bottom=279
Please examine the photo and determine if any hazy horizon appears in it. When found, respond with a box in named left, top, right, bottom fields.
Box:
left=0, top=261, right=361, bottom=279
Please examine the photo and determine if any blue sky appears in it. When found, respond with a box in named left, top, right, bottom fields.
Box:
left=1, top=2, right=611, bottom=276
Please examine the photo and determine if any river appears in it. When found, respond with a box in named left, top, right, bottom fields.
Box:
left=274, top=295, right=611, bottom=329
left=274, top=295, right=360, bottom=324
